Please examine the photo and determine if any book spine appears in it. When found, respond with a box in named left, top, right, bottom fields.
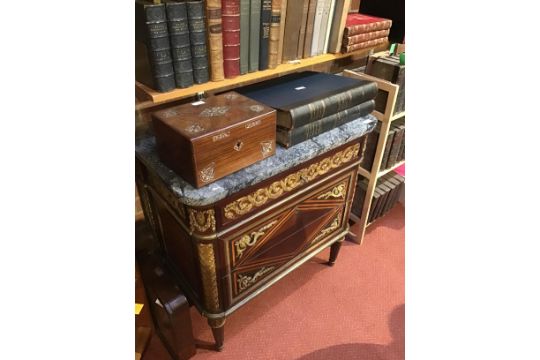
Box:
left=166, top=2, right=194, bottom=89
left=343, top=19, right=392, bottom=37
left=380, top=128, right=395, bottom=170
left=144, top=3, right=176, bottom=92
left=285, top=81, right=378, bottom=129
left=296, top=0, right=311, bottom=59
left=206, top=0, right=225, bottom=81
left=342, top=29, right=390, bottom=46
left=398, top=126, right=405, bottom=161
left=187, top=1, right=210, bottom=84
left=249, top=0, right=261, bottom=72
left=359, top=121, right=380, bottom=171
left=268, top=0, right=282, bottom=69
left=387, top=125, right=405, bottom=168
left=323, top=0, right=336, bottom=53
left=282, top=0, right=302, bottom=62
left=277, top=100, right=374, bottom=147
left=258, top=0, right=272, bottom=70
left=303, top=0, right=318, bottom=58
left=316, top=0, right=332, bottom=55
left=276, top=0, right=288, bottom=64
left=239, top=0, right=250, bottom=74
left=222, top=0, right=241, bottom=77
left=327, top=0, right=351, bottom=54
left=341, top=36, right=386, bottom=53
left=310, top=0, right=326, bottom=56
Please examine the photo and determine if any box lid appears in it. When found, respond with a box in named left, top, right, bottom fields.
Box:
left=152, top=91, right=275, bottom=141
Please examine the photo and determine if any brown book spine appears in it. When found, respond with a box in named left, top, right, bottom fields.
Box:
left=268, top=0, right=282, bottom=68
left=327, top=0, right=352, bottom=54
left=282, top=1, right=304, bottom=62
left=341, top=36, right=386, bottom=53
left=206, top=0, right=225, bottom=81
left=303, top=0, right=318, bottom=58
left=297, top=0, right=311, bottom=59
left=276, top=0, right=288, bottom=65
left=342, top=28, right=389, bottom=45
left=343, top=19, right=392, bottom=37
left=222, top=0, right=241, bottom=78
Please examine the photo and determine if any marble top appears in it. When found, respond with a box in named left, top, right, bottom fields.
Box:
left=135, top=115, right=377, bottom=207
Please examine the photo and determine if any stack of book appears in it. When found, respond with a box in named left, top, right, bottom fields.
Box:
left=360, top=117, right=405, bottom=172
left=341, top=14, right=392, bottom=53
left=136, top=0, right=389, bottom=93
left=366, top=54, right=405, bottom=115
left=351, top=171, right=404, bottom=223
left=237, top=71, right=378, bottom=147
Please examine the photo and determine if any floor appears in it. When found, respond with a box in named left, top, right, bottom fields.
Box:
left=139, top=203, right=405, bottom=360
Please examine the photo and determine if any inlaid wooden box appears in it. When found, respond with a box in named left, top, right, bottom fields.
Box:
left=152, top=91, right=276, bottom=188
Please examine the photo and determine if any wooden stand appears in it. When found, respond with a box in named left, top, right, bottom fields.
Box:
left=343, top=67, right=405, bottom=245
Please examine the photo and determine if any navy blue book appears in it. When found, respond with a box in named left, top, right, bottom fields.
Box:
left=236, top=71, right=378, bottom=129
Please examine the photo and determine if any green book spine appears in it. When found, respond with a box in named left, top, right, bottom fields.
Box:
left=249, top=0, right=261, bottom=72
left=239, top=0, right=250, bottom=74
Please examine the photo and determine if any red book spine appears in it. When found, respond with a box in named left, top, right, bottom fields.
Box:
left=222, top=0, right=240, bottom=78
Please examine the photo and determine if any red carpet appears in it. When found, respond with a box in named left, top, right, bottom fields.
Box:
left=144, top=203, right=404, bottom=360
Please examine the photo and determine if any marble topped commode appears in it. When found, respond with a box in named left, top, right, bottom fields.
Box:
left=135, top=114, right=376, bottom=351
left=136, top=115, right=376, bottom=206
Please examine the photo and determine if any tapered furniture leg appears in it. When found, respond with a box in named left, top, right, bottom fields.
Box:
left=327, top=239, right=344, bottom=266
left=208, top=318, right=226, bottom=351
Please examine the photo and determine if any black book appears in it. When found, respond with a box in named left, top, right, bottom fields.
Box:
left=258, top=0, right=272, bottom=70
left=380, top=127, right=395, bottom=170
left=368, top=187, right=383, bottom=223
left=166, top=1, right=194, bottom=88
left=135, top=0, right=176, bottom=92
left=237, top=71, right=378, bottom=129
left=373, top=175, right=393, bottom=221
left=397, top=117, right=406, bottom=162
left=386, top=174, right=404, bottom=214
left=276, top=100, right=375, bottom=147
left=359, top=120, right=381, bottom=172
left=351, top=178, right=367, bottom=217
left=186, top=0, right=209, bottom=84
left=387, top=121, right=404, bottom=169
left=378, top=174, right=397, bottom=219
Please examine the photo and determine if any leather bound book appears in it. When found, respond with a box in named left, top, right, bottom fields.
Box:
left=368, top=187, right=382, bottom=223
left=342, top=28, right=390, bottom=46
left=327, top=0, right=351, bottom=54
left=359, top=120, right=380, bottom=171
left=152, top=91, right=276, bottom=188
left=249, top=0, right=261, bottom=72
left=377, top=175, right=395, bottom=219
left=282, top=1, right=303, bottom=62
left=398, top=118, right=405, bottom=161
left=349, top=0, right=360, bottom=13
left=276, top=0, right=288, bottom=64
left=237, top=71, right=377, bottom=129
left=316, top=0, right=333, bottom=55
left=276, top=100, right=374, bottom=147
left=303, top=0, right=318, bottom=58
left=387, top=120, right=405, bottom=168
left=380, top=126, right=395, bottom=170
left=268, top=0, right=282, bottom=68
left=341, top=36, right=386, bottom=53
left=342, top=13, right=392, bottom=37
left=187, top=1, right=210, bottom=84
left=166, top=2, right=194, bottom=89
left=310, top=0, right=326, bottom=56
left=258, top=0, right=272, bottom=70
left=135, top=1, right=176, bottom=92
left=351, top=177, right=367, bottom=217
left=222, top=0, right=241, bottom=77
left=296, top=0, right=311, bottom=59
left=205, top=0, right=225, bottom=81
left=239, top=0, right=250, bottom=74
left=367, top=55, right=405, bottom=114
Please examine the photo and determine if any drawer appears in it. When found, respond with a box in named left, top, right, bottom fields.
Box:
left=220, top=171, right=355, bottom=305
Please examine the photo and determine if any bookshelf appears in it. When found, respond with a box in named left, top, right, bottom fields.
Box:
left=135, top=43, right=389, bottom=107
left=342, top=62, right=405, bottom=244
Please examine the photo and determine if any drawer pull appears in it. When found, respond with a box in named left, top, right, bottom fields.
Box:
left=234, top=141, right=244, bottom=151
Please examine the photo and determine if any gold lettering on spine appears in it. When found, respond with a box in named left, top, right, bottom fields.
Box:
left=223, top=143, right=360, bottom=219
left=188, top=208, right=216, bottom=233
left=198, top=243, right=220, bottom=312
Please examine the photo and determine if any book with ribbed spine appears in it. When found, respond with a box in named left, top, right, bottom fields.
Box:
left=166, top=2, right=194, bottom=88
left=380, top=126, right=395, bottom=170
left=296, top=0, right=311, bottom=59
left=387, top=118, right=405, bottom=168
left=239, top=0, right=250, bottom=74
left=205, top=0, right=225, bottom=81
left=258, top=0, right=272, bottom=70
left=135, top=0, right=176, bottom=92
left=327, top=0, right=351, bottom=54
left=222, top=0, right=241, bottom=77
left=310, top=0, right=326, bottom=56
left=343, top=29, right=390, bottom=46
left=186, top=1, right=209, bottom=83
left=268, top=0, right=282, bottom=68
left=341, top=36, right=386, bottom=53
left=249, top=0, right=261, bottom=71
left=303, top=0, right=318, bottom=58
left=276, top=0, right=288, bottom=64
left=343, top=13, right=392, bottom=37
left=276, top=100, right=375, bottom=147
left=236, top=71, right=378, bottom=129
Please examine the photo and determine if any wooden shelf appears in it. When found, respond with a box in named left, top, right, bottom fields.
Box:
left=391, top=111, right=405, bottom=121
left=377, top=160, right=405, bottom=178
left=357, top=165, right=371, bottom=179
left=135, top=44, right=388, bottom=105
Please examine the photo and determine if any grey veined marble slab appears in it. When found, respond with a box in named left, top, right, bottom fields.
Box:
left=135, top=114, right=377, bottom=207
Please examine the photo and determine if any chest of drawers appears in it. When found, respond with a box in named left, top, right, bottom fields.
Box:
left=135, top=116, right=376, bottom=350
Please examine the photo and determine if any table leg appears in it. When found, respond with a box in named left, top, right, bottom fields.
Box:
left=208, top=317, right=226, bottom=351
left=327, top=238, right=344, bottom=266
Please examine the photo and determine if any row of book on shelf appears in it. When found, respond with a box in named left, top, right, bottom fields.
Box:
left=360, top=117, right=405, bottom=172
left=135, top=0, right=393, bottom=92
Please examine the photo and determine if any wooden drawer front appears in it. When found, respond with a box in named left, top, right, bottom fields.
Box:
left=223, top=173, right=354, bottom=304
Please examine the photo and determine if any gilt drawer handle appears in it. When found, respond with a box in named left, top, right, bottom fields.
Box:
left=234, top=141, right=244, bottom=151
